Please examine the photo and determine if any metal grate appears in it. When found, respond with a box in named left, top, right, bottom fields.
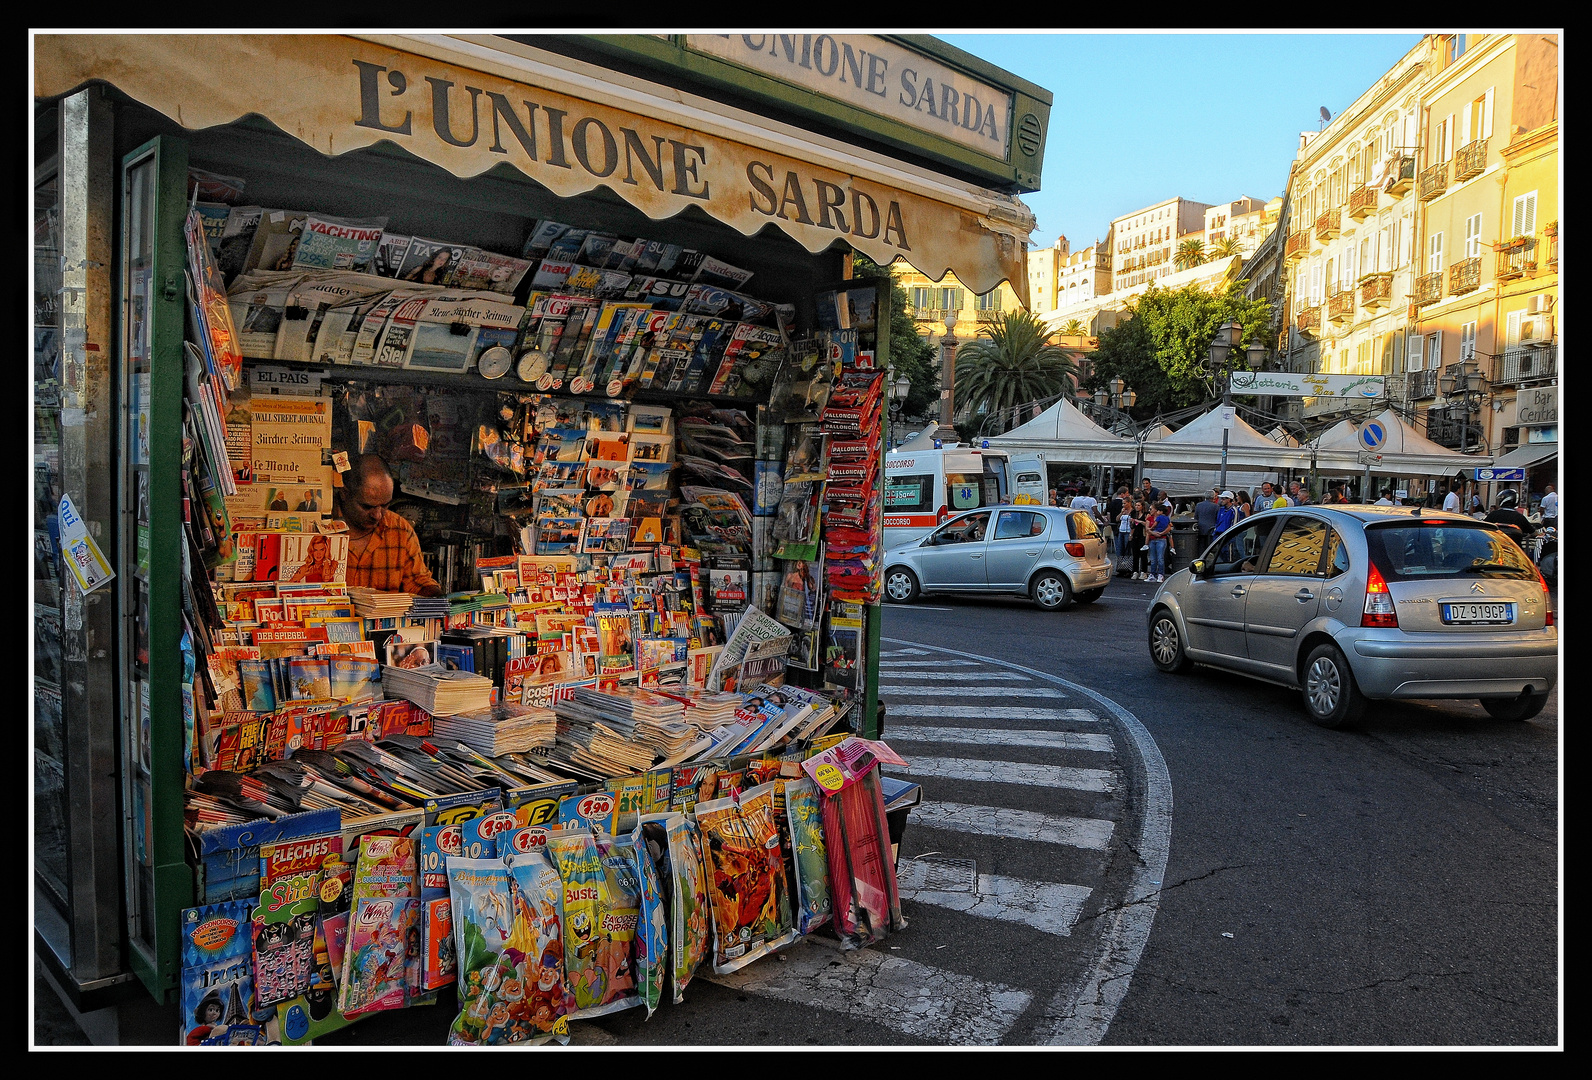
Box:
left=1017, top=113, right=1043, bottom=157
left=897, top=856, right=978, bottom=893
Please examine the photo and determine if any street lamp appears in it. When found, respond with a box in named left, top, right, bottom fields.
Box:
left=1206, top=320, right=1267, bottom=490
left=934, top=309, right=960, bottom=444
left=1092, top=376, right=1137, bottom=492
left=1438, top=360, right=1486, bottom=454
left=887, top=367, right=911, bottom=446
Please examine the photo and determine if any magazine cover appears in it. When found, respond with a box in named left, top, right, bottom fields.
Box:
left=252, top=832, right=340, bottom=1010
left=181, top=900, right=268, bottom=1045
left=385, top=639, right=437, bottom=670
left=595, top=603, right=637, bottom=675
left=395, top=236, right=464, bottom=286
left=290, top=215, right=386, bottom=273
left=279, top=532, right=347, bottom=584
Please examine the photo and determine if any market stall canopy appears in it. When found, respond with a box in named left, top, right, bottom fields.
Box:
left=1310, top=409, right=1492, bottom=474
left=1139, top=407, right=1312, bottom=470
left=986, top=396, right=1138, bottom=465
left=33, top=33, right=1034, bottom=298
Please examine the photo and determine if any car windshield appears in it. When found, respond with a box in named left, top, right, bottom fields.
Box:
left=1365, top=521, right=1537, bottom=581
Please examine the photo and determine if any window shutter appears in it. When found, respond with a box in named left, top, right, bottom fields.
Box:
left=1409, top=334, right=1423, bottom=372
left=1429, top=232, right=1444, bottom=274
left=1465, top=214, right=1481, bottom=258
left=1461, top=102, right=1473, bottom=147
left=1444, top=114, right=1454, bottom=159
left=1522, top=192, right=1537, bottom=236
left=1506, top=309, right=1522, bottom=346
left=1428, top=329, right=1443, bottom=369
left=1483, top=87, right=1494, bottom=138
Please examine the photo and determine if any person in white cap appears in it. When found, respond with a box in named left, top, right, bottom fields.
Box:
left=1214, top=491, right=1238, bottom=536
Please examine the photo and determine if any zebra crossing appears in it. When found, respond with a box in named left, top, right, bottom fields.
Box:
left=706, top=641, right=1161, bottom=1046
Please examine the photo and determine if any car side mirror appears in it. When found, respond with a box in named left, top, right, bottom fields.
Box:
left=1191, top=559, right=1208, bottom=576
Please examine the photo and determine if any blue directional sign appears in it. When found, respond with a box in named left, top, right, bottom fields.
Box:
left=1475, top=468, right=1525, bottom=482
left=1357, top=420, right=1387, bottom=452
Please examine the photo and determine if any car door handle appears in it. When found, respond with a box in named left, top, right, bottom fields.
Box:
left=1294, top=588, right=1316, bottom=602
left=1230, top=586, right=1247, bottom=598
left=1025, top=551, right=1039, bottom=557
left=969, top=554, right=983, bottom=559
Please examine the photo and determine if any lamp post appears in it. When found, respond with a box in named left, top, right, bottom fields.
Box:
left=1438, top=360, right=1486, bottom=454
left=887, top=367, right=911, bottom=447
left=934, top=310, right=960, bottom=444
left=1205, top=320, right=1267, bottom=491
left=1092, top=376, right=1137, bottom=494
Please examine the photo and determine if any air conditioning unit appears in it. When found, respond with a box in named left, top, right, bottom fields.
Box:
left=1526, top=294, right=1554, bottom=314
left=1520, top=314, right=1553, bottom=342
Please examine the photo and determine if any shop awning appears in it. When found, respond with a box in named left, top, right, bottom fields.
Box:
left=986, top=397, right=1138, bottom=465
left=1488, top=442, right=1558, bottom=471
left=33, top=33, right=1034, bottom=298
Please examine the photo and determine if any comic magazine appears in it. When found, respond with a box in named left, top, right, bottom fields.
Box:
left=337, top=835, right=420, bottom=1016
left=629, top=821, right=669, bottom=1018
left=784, top=778, right=832, bottom=934
left=504, top=850, right=576, bottom=1042
left=546, top=826, right=640, bottom=1019
left=181, top=900, right=271, bottom=1045
left=446, top=857, right=516, bottom=1045
left=251, top=832, right=339, bottom=1010
left=419, top=823, right=464, bottom=991
left=696, top=784, right=797, bottom=974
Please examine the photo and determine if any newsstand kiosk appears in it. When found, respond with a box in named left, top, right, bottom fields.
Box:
left=33, top=33, right=1049, bottom=1043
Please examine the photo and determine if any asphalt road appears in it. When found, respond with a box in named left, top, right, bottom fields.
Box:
left=884, top=577, right=1561, bottom=1047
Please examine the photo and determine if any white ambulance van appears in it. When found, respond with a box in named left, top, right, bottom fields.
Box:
left=884, top=445, right=1013, bottom=550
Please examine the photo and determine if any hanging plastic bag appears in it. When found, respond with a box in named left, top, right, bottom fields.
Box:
left=783, top=778, right=832, bottom=935
left=445, top=857, right=517, bottom=1045
left=503, top=847, right=576, bottom=1043
left=696, top=781, right=797, bottom=975
left=640, top=812, right=711, bottom=1003
left=545, top=825, right=640, bottom=1019
left=628, top=819, right=669, bottom=1017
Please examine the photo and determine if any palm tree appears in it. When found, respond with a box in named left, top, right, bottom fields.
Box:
left=1056, top=317, right=1088, bottom=338
left=953, top=310, right=1079, bottom=431
left=1174, top=238, right=1207, bottom=271
left=1209, top=236, right=1242, bottom=259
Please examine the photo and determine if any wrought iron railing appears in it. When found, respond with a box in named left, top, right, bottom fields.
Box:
left=1413, top=272, right=1443, bottom=306
left=1349, top=184, right=1378, bottom=220
left=975, top=309, right=1002, bottom=323
left=1385, top=155, right=1417, bottom=195
left=1425, top=408, right=1484, bottom=450
left=1359, top=273, right=1393, bottom=309
left=1545, top=222, right=1558, bottom=269
left=1327, top=289, right=1356, bottom=323
left=1495, top=342, right=1558, bottom=384
left=1284, top=230, right=1311, bottom=263
left=1296, top=305, right=1321, bottom=334
left=1454, top=138, right=1488, bottom=182
left=1449, top=256, right=1482, bottom=295
left=1418, top=162, right=1449, bottom=201
left=1495, top=236, right=1538, bottom=280
left=1408, top=368, right=1439, bottom=398
left=1315, top=208, right=1341, bottom=240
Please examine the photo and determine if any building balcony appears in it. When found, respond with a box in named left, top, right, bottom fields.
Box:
left=1418, top=162, right=1449, bottom=201
left=1296, top=305, right=1321, bottom=336
left=1407, top=368, right=1439, bottom=398
left=1545, top=222, right=1558, bottom=270
left=1449, top=257, right=1483, bottom=296
left=1413, top=271, right=1443, bottom=307
left=1358, top=272, right=1393, bottom=310
left=1453, top=138, right=1488, bottom=182
left=1494, top=341, right=1558, bottom=385
left=974, top=309, right=1002, bottom=324
left=1284, top=230, right=1311, bottom=263
left=1385, top=155, right=1417, bottom=196
left=1315, top=208, right=1341, bottom=241
left=1348, top=184, right=1379, bottom=220
left=1327, top=288, right=1356, bottom=325
left=913, top=307, right=955, bottom=324
left=1425, top=408, right=1485, bottom=451
left=1495, top=235, right=1538, bottom=281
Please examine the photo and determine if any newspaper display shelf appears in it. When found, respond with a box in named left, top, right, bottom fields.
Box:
left=32, top=33, right=1047, bottom=1043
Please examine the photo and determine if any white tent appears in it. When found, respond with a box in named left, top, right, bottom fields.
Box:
left=987, top=396, right=1139, bottom=465
left=1139, top=406, right=1314, bottom=471
left=1308, top=409, right=1491, bottom=475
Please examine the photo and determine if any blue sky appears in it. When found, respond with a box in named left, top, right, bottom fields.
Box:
left=939, top=32, right=1422, bottom=251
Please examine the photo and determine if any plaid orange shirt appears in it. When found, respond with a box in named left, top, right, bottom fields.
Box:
left=345, top=510, right=439, bottom=594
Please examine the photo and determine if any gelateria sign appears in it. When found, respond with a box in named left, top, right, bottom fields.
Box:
left=1228, top=370, right=1385, bottom=398
left=33, top=33, right=1028, bottom=294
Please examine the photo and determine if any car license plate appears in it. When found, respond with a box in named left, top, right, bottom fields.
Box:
left=1442, top=602, right=1514, bottom=625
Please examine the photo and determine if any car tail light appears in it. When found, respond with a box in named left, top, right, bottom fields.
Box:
left=1362, top=562, right=1399, bottom=627
left=1064, top=542, right=1086, bottom=557
left=1537, top=565, right=1554, bottom=626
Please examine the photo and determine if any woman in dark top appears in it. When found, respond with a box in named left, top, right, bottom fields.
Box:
left=1131, top=499, right=1151, bottom=579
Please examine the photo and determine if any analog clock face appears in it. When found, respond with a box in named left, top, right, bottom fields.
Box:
left=516, top=349, right=549, bottom=382
left=477, top=346, right=513, bottom=380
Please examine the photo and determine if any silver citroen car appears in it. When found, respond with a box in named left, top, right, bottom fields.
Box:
left=883, top=505, right=1114, bottom=610
left=1145, top=505, right=1557, bottom=727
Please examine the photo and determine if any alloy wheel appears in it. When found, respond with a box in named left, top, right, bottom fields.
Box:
left=1151, top=619, right=1181, bottom=667
left=1307, top=656, right=1342, bottom=715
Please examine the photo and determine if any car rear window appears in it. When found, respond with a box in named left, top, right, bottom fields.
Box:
left=1065, top=512, right=1101, bottom=540
left=1364, top=521, right=1537, bottom=582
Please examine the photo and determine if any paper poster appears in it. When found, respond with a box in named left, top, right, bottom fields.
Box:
left=57, top=493, right=115, bottom=594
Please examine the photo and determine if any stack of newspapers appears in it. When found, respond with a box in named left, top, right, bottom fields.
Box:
left=430, top=702, right=556, bottom=756
left=348, top=587, right=414, bottom=619
left=380, top=663, right=493, bottom=716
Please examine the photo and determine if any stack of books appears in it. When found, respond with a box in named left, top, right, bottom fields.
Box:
left=380, top=663, right=493, bottom=716
left=349, top=588, right=414, bottom=619
left=430, top=702, right=557, bottom=756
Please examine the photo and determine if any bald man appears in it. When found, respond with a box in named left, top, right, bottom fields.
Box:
left=335, top=454, right=443, bottom=596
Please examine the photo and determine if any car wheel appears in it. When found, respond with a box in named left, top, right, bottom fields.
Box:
left=1031, top=571, right=1073, bottom=611
left=1480, top=691, right=1549, bottom=722
left=1301, top=642, right=1366, bottom=728
left=1074, top=588, right=1104, bottom=605
left=884, top=567, right=920, bottom=604
left=1148, top=608, right=1193, bottom=673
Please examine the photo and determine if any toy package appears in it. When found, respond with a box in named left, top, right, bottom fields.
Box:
left=445, top=856, right=517, bottom=1045
left=251, top=832, right=339, bottom=1010
left=639, top=812, right=711, bottom=1002
left=803, top=741, right=908, bottom=949
left=337, top=835, right=421, bottom=1015
left=628, top=820, right=669, bottom=1017
left=783, top=778, right=832, bottom=935
left=696, top=781, right=797, bottom=975
left=545, top=825, right=641, bottom=1019
left=181, top=900, right=271, bottom=1046
left=504, top=848, right=576, bottom=1042
left=418, top=823, right=463, bottom=991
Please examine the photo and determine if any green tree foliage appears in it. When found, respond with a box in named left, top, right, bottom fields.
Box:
left=854, top=255, right=939, bottom=417
left=1083, top=281, right=1273, bottom=415
left=953, top=309, right=1079, bottom=432
left=1209, top=236, right=1242, bottom=259
left=1174, top=238, right=1207, bottom=271
left=1057, top=317, right=1088, bottom=337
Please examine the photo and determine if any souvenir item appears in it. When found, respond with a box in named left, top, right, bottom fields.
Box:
left=504, top=848, right=576, bottom=1042
left=181, top=900, right=268, bottom=1045
left=445, top=857, right=517, bottom=1044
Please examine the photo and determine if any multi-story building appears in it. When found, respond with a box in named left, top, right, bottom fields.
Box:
left=1205, top=195, right=1279, bottom=256
left=1054, top=239, right=1113, bottom=314
left=1026, top=235, right=1070, bottom=313
left=1410, top=32, right=1557, bottom=472
left=1280, top=36, right=1440, bottom=422
left=1111, top=196, right=1212, bottom=291
left=889, top=263, right=1025, bottom=346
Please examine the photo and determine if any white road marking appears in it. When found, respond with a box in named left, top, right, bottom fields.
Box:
left=887, top=758, right=1117, bottom=793
left=879, top=648, right=932, bottom=656
left=887, top=705, right=1097, bottom=722
left=878, top=660, right=982, bottom=668
left=897, top=857, right=1093, bottom=938
left=709, top=937, right=1032, bottom=1046
left=876, top=685, right=1062, bottom=697
left=878, top=672, right=1031, bottom=681
left=912, top=801, right=1116, bottom=850
left=887, top=726, right=1114, bottom=752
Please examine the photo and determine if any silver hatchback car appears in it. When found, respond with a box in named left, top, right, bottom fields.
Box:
left=883, top=505, right=1114, bottom=610
left=1145, top=506, right=1557, bottom=727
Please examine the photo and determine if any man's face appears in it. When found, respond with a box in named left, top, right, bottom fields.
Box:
left=1261, top=483, right=1274, bottom=497
left=343, top=473, right=393, bottom=533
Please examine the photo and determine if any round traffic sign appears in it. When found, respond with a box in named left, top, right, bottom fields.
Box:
left=1358, top=420, right=1387, bottom=452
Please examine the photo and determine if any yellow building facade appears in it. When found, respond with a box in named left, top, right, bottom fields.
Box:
left=890, top=262, right=1026, bottom=345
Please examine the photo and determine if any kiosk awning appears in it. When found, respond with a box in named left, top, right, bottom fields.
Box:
left=34, top=33, right=1034, bottom=298
left=1488, top=442, right=1558, bottom=471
